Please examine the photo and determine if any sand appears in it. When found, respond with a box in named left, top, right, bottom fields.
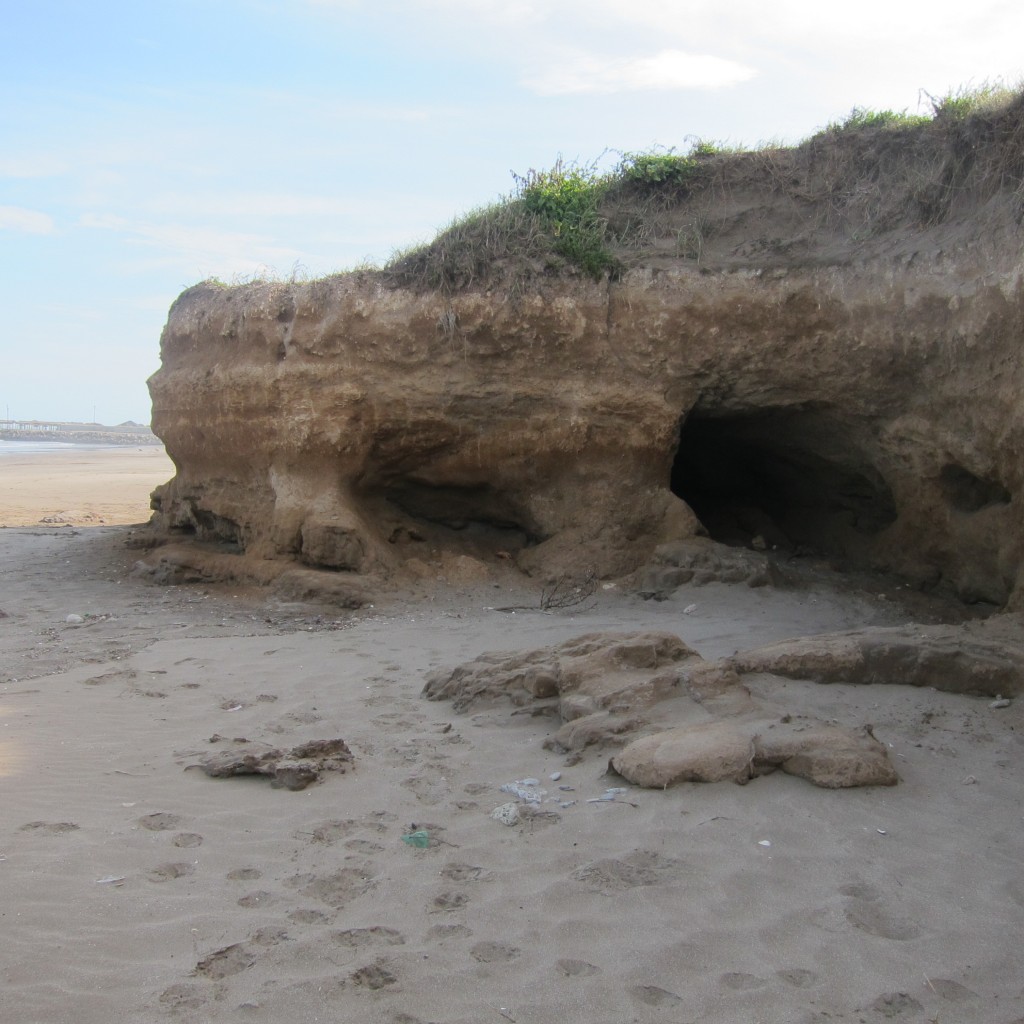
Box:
left=2, top=450, right=1023, bottom=1024
left=0, top=445, right=174, bottom=527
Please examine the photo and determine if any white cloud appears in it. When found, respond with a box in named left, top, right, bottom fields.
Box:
left=0, top=206, right=57, bottom=235
left=524, top=48, right=756, bottom=96
left=0, top=156, right=69, bottom=179
left=146, top=191, right=378, bottom=219
left=79, top=213, right=312, bottom=278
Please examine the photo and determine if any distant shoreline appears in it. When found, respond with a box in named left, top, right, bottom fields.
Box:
left=0, top=421, right=160, bottom=447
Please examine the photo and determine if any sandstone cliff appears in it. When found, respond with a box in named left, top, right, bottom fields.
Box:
left=148, top=95, right=1024, bottom=607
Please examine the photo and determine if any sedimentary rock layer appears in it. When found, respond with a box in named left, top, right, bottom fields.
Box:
left=148, top=108, right=1024, bottom=605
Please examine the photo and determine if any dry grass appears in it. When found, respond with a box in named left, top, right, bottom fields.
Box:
left=379, top=83, right=1024, bottom=294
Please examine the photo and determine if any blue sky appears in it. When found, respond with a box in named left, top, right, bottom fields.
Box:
left=2, top=0, right=1022, bottom=424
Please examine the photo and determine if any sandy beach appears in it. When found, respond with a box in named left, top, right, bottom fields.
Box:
left=0, top=445, right=174, bottom=527
left=1, top=451, right=1023, bottom=1024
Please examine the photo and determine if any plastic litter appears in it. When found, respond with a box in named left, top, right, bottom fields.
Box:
left=500, top=779, right=546, bottom=804
left=95, top=875, right=126, bottom=885
left=586, top=787, right=629, bottom=804
left=549, top=771, right=562, bottom=782
left=65, top=614, right=84, bottom=625
left=990, top=696, right=1011, bottom=709
left=401, top=830, right=430, bottom=848
left=683, top=604, right=698, bottom=615
left=757, top=840, right=772, bottom=847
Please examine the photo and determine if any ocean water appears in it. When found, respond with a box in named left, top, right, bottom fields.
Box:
left=0, top=440, right=142, bottom=456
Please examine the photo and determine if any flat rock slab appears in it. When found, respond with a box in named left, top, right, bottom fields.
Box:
left=611, top=719, right=897, bottom=789
left=196, top=738, right=353, bottom=790
left=424, top=629, right=897, bottom=789
left=731, top=621, right=1024, bottom=696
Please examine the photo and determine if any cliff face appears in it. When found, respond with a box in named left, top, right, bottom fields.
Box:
left=148, top=108, right=1024, bottom=607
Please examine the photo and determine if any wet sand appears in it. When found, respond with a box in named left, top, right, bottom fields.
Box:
left=1, top=461, right=1022, bottom=1024
left=0, top=446, right=173, bottom=527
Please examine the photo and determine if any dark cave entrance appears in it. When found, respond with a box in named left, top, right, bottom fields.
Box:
left=671, top=408, right=897, bottom=557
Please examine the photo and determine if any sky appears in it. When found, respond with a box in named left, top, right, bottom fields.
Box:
left=1, top=0, right=1022, bottom=424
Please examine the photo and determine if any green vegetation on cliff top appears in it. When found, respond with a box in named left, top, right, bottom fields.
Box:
left=198, top=82, right=1024, bottom=294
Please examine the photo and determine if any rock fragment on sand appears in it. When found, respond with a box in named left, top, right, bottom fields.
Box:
left=490, top=802, right=520, bottom=826
left=611, top=720, right=897, bottom=789
left=196, top=738, right=352, bottom=790
left=427, top=628, right=901, bottom=790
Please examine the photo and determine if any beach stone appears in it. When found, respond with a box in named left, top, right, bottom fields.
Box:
left=731, top=622, right=1024, bottom=697
left=612, top=719, right=897, bottom=790
left=490, top=802, right=520, bottom=826
left=196, top=738, right=352, bottom=789
left=611, top=722, right=755, bottom=786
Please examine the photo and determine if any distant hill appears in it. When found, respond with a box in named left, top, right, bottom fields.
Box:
left=0, top=420, right=161, bottom=445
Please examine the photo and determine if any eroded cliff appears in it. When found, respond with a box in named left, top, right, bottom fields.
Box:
left=147, top=96, right=1024, bottom=607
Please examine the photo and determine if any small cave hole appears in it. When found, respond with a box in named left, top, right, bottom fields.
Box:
left=939, top=464, right=1010, bottom=513
left=671, top=409, right=897, bottom=557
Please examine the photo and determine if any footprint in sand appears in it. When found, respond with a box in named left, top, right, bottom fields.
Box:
left=868, top=991, right=923, bottom=1017
left=720, top=972, right=767, bottom=990
left=237, top=891, right=273, bottom=908
left=839, top=881, right=884, bottom=901
left=19, top=821, right=79, bottom=834
left=572, top=850, right=682, bottom=891
left=776, top=968, right=818, bottom=988
left=844, top=899, right=921, bottom=940
left=194, top=943, right=257, bottom=980
left=556, top=959, right=601, bottom=977
left=427, top=923, right=473, bottom=941
left=148, top=862, right=195, bottom=882
left=344, top=839, right=385, bottom=854
left=226, top=867, right=262, bottom=881
left=331, top=926, right=406, bottom=949
left=629, top=985, right=683, bottom=1008
left=402, top=771, right=452, bottom=805
left=287, top=867, right=376, bottom=908
left=305, top=818, right=387, bottom=845
left=289, top=908, right=330, bottom=925
left=470, top=941, right=520, bottom=963
left=440, top=863, right=487, bottom=883
left=431, top=890, right=469, bottom=912
left=927, top=979, right=979, bottom=1001
left=349, top=960, right=397, bottom=989
left=137, top=812, right=184, bottom=832
left=158, top=982, right=207, bottom=1009
left=172, top=832, right=203, bottom=848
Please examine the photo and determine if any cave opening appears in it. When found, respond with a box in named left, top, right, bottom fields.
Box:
left=671, top=408, right=897, bottom=558
left=373, top=479, right=538, bottom=555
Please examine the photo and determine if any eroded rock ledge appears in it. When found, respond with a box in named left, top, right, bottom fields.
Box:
left=422, top=630, right=900, bottom=789
left=423, top=624, right=1022, bottom=789
left=146, top=104, right=1024, bottom=607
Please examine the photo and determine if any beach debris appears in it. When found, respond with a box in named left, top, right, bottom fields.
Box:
left=194, top=738, right=352, bottom=790
left=683, top=603, right=698, bottom=614
left=587, top=787, right=629, bottom=804
left=95, top=875, right=126, bottom=886
left=757, top=840, right=772, bottom=847
left=876, top=828, right=888, bottom=835
left=500, top=779, right=546, bottom=804
left=490, top=802, right=520, bottom=826
left=549, top=771, right=562, bottom=781
left=65, top=613, right=84, bottom=624
left=989, top=696, right=1011, bottom=709
left=401, top=829, right=430, bottom=848
left=961, top=774, right=978, bottom=785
